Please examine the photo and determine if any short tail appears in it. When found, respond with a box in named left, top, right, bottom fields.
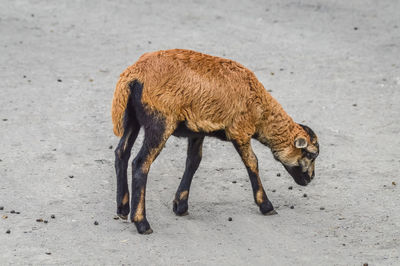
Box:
left=111, top=75, right=134, bottom=137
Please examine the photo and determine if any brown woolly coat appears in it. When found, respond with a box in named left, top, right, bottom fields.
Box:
left=112, top=49, right=306, bottom=153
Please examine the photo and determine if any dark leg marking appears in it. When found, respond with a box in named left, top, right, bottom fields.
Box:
left=232, top=140, right=277, bottom=215
left=173, top=137, right=204, bottom=216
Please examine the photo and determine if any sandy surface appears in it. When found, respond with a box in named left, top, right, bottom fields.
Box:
left=1, top=0, right=399, bottom=265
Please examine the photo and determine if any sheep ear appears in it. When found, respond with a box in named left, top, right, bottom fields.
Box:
left=294, top=137, right=308, bottom=149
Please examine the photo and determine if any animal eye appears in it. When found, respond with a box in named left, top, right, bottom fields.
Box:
left=305, top=151, right=319, bottom=160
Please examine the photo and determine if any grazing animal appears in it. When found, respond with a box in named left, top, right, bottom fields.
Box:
left=111, top=49, right=319, bottom=234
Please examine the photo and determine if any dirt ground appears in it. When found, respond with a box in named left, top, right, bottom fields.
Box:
left=1, top=0, right=399, bottom=265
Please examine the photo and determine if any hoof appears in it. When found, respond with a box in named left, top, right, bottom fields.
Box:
left=117, top=214, right=128, bottom=220
left=176, top=210, right=189, bottom=216
left=263, top=209, right=278, bottom=216
left=117, top=203, right=130, bottom=219
left=259, top=200, right=275, bottom=215
left=134, top=219, right=152, bottom=235
left=142, top=228, right=153, bottom=235
left=173, top=200, right=188, bottom=216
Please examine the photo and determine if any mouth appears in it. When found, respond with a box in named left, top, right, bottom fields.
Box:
left=283, top=165, right=313, bottom=186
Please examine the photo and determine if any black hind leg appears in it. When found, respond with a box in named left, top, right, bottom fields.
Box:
left=130, top=120, right=176, bottom=234
left=173, top=137, right=204, bottom=216
left=114, top=121, right=140, bottom=219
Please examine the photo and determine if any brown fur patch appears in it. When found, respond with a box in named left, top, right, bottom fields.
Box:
left=122, top=193, right=129, bottom=205
left=122, top=129, right=132, bottom=151
left=141, top=141, right=167, bottom=174
left=141, top=148, right=157, bottom=174
left=235, top=141, right=258, bottom=172
left=133, top=188, right=145, bottom=222
left=141, top=121, right=177, bottom=173
left=308, top=161, right=315, bottom=177
left=111, top=75, right=134, bottom=137
left=306, top=145, right=319, bottom=154
left=179, top=190, right=189, bottom=201
left=256, top=189, right=264, bottom=205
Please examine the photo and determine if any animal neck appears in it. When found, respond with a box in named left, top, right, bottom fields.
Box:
left=256, top=94, right=298, bottom=152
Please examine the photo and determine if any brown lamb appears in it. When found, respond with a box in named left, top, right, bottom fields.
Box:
left=111, top=49, right=319, bottom=234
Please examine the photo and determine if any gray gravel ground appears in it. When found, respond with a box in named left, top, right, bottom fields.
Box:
left=1, top=0, right=399, bottom=265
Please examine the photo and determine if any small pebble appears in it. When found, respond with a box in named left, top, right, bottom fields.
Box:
left=0, top=206, right=4, bottom=210
left=303, top=193, right=307, bottom=197
left=44, top=220, right=48, bottom=224
left=272, top=189, right=276, bottom=193
left=232, top=180, right=237, bottom=184
left=36, top=218, right=43, bottom=222
left=352, top=103, right=357, bottom=107
left=45, top=252, right=52, bottom=255
left=228, top=217, right=232, bottom=221
left=2, top=215, right=8, bottom=219
left=2, top=119, right=8, bottom=121
left=113, top=216, right=119, bottom=220
left=57, top=79, right=62, bottom=82
left=69, top=175, right=74, bottom=178
left=51, top=214, right=55, bottom=219
left=10, top=210, right=15, bottom=214
left=6, top=229, right=10, bottom=234
left=363, top=263, right=368, bottom=266
left=354, top=27, right=358, bottom=30
left=23, top=75, right=26, bottom=78
left=392, top=181, right=396, bottom=186
left=270, top=72, right=275, bottom=76
left=320, top=207, right=325, bottom=210
left=290, top=205, right=294, bottom=209
left=342, top=243, right=346, bottom=246
left=288, top=186, right=293, bottom=190
left=109, top=145, right=113, bottom=149
left=94, top=221, right=99, bottom=225
left=15, top=211, right=20, bottom=214
left=276, top=173, right=281, bottom=177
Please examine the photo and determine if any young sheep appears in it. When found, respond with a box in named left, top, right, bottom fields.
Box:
left=111, top=49, right=319, bottom=234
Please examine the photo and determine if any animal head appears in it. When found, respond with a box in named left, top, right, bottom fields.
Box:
left=273, top=124, right=319, bottom=186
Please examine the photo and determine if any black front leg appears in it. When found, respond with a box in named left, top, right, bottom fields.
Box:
left=232, top=140, right=277, bottom=215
